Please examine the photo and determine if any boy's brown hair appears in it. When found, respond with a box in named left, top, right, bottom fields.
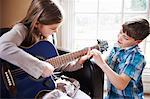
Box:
left=122, top=18, right=150, bottom=40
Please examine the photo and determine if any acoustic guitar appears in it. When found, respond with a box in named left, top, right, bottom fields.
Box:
left=0, top=40, right=108, bottom=98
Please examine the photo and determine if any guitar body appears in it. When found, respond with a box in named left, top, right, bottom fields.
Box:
left=0, top=41, right=58, bottom=98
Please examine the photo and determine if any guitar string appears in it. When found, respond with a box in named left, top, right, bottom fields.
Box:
left=11, top=50, right=86, bottom=77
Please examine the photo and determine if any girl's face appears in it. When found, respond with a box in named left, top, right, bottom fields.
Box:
left=37, top=23, right=61, bottom=37
left=117, top=29, right=141, bottom=48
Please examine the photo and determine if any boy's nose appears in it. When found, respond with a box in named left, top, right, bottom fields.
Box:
left=118, top=34, right=123, bottom=41
left=54, top=28, right=58, bottom=33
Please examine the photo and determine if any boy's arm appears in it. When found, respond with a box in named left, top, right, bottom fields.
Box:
left=91, top=49, right=131, bottom=90
left=99, top=63, right=131, bottom=90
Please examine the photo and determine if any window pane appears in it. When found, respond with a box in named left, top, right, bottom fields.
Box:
left=123, top=14, right=147, bottom=22
left=75, top=0, right=98, bottom=13
left=145, top=42, right=150, bottom=68
left=139, top=41, right=145, bottom=52
left=148, top=17, right=150, bottom=41
left=75, top=14, right=98, bottom=39
left=124, top=0, right=148, bottom=12
left=98, top=14, right=122, bottom=40
left=147, top=35, right=150, bottom=41
left=99, top=0, right=122, bottom=12
left=74, top=39, right=97, bottom=50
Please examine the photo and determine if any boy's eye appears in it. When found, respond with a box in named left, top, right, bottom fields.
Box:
left=123, top=35, right=129, bottom=40
left=49, top=28, right=55, bottom=31
left=50, top=27, right=57, bottom=31
left=119, top=30, right=129, bottom=40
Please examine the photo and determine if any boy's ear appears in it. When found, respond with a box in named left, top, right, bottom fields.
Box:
left=135, top=40, right=142, bottom=44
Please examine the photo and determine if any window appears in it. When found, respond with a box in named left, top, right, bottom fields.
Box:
left=59, top=0, right=150, bottom=94
left=60, top=0, right=150, bottom=69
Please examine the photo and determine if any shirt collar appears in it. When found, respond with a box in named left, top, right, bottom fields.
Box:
left=114, top=43, right=138, bottom=52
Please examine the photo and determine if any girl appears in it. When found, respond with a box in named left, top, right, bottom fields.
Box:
left=0, top=0, right=91, bottom=98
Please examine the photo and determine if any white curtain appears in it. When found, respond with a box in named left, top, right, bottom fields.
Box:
left=57, top=0, right=75, bottom=51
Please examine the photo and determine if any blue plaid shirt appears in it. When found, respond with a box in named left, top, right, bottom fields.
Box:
left=105, top=44, right=146, bottom=99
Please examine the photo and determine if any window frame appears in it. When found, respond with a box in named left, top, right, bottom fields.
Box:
left=58, top=0, right=150, bottom=94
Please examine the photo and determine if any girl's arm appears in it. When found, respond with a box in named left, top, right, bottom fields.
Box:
left=0, top=23, right=54, bottom=79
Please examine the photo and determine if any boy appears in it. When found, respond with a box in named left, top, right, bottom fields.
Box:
left=90, top=17, right=150, bottom=98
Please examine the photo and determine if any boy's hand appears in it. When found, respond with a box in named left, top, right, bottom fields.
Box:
left=90, top=49, right=105, bottom=66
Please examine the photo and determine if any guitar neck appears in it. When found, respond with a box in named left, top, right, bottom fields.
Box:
left=46, top=45, right=99, bottom=68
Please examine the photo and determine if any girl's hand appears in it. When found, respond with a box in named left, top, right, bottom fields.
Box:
left=78, top=48, right=93, bottom=64
left=41, top=62, right=55, bottom=78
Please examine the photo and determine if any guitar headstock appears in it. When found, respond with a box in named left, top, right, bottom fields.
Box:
left=97, top=39, right=109, bottom=53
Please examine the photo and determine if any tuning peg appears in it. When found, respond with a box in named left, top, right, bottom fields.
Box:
left=97, top=39, right=101, bottom=44
left=97, top=39, right=109, bottom=53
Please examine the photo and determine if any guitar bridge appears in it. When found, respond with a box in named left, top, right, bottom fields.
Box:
left=2, top=61, right=17, bottom=96
left=4, top=69, right=15, bottom=87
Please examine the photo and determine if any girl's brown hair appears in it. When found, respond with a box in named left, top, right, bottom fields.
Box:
left=20, top=0, right=64, bottom=46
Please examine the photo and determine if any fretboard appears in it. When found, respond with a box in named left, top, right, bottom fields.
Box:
left=46, top=45, right=99, bottom=68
